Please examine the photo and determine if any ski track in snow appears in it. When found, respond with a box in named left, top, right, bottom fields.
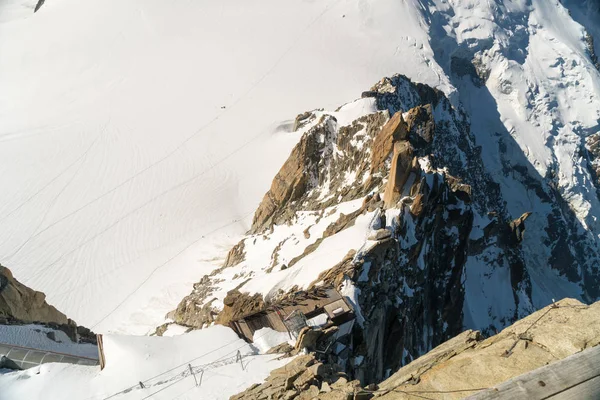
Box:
left=0, top=0, right=442, bottom=334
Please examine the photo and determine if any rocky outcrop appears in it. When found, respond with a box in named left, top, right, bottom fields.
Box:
left=215, top=289, right=266, bottom=325
left=231, top=298, right=600, bottom=400
left=224, top=240, right=246, bottom=268
left=370, top=111, right=408, bottom=174
left=247, top=74, right=535, bottom=385
left=0, top=265, right=68, bottom=325
left=171, top=274, right=221, bottom=328
left=340, top=169, right=475, bottom=385
left=179, top=73, right=600, bottom=391
left=250, top=111, right=389, bottom=234
left=382, top=141, right=413, bottom=208
left=373, top=298, right=600, bottom=399
left=230, top=354, right=367, bottom=400
left=0, top=265, right=96, bottom=344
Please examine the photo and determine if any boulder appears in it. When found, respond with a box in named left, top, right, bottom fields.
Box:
left=294, top=369, right=318, bottom=390
left=368, top=229, right=392, bottom=241
left=297, top=385, right=320, bottom=399
left=295, top=327, right=323, bottom=352
left=216, top=289, right=265, bottom=325
left=0, top=355, right=21, bottom=371
left=267, top=342, right=295, bottom=355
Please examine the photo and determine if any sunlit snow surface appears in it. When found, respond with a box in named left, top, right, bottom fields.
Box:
left=0, top=0, right=444, bottom=334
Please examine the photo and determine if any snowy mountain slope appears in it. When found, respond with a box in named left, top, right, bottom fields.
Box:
left=414, top=0, right=600, bottom=307
left=563, top=1, right=600, bottom=66
left=0, top=0, right=448, bottom=334
left=1, top=0, right=600, bottom=398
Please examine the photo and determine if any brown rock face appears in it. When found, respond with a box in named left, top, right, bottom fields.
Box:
left=251, top=129, right=316, bottom=233
left=0, top=265, right=68, bottom=325
left=250, top=112, right=388, bottom=234
left=375, top=298, right=600, bottom=399
left=371, top=111, right=408, bottom=174
left=231, top=354, right=363, bottom=400
left=0, top=265, right=95, bottom=344
left=383, top=141, right=414, bottom=208
left=223, top=240, right=246, bottom=268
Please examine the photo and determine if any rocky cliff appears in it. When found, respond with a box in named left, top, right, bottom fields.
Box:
left=230, top=298, right=600, bottom=400
left=0, top=264, right=95, bottom=344
left=372, top=298, right=600, bottom=399
left=174, top=73, right=600, bottom=385
left=0, top=264, right=68, bottom=325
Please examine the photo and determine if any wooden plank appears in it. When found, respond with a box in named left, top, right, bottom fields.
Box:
left=97, top=334, right=106, bottom=370
left=549, top=375, right=600, bottom=400
left=467, top=345, right=600, bottom=400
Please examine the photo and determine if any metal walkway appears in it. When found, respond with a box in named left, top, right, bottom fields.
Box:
left=0, top=342, right=99, bottom=370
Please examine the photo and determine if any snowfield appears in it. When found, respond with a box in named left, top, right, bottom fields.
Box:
left=0, top=0, right=445, bottom=335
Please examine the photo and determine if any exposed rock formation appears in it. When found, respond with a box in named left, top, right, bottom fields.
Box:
left=224, top=240, right=246, bottom=268
left=335, top=168, right=475, bottom=384
left=171, top=275, right=221, bottom=328
left=215, top=289, right=266, bottom=325
left=231, top=298, right=600, bottom=399
left=250, top=111, right=389, bottom=234
left=373, top=298, right=600, bottom=399
left=370, top=111, right=408, bottom=174
left=230, top=354, right=367, bottom=400
left=178, top=73, right=600, bottom=391
left=382, top=141, right=413, bottom=208
left=0, top=264, right=68, bottom=325
left=0, top=265, right=96, bottom=344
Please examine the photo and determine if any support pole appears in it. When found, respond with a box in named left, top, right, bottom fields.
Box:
left=189, top=364, right=198, bottom=387
left=236, top=350, right=245, bottom=370
left=198, top=369, right=204, bottom=387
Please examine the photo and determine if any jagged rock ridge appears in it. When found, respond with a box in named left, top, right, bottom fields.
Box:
left=175, top=73, right=600, bottom=386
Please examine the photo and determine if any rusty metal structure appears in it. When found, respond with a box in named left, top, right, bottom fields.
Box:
left=229, top=287, right=353, bottom=342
